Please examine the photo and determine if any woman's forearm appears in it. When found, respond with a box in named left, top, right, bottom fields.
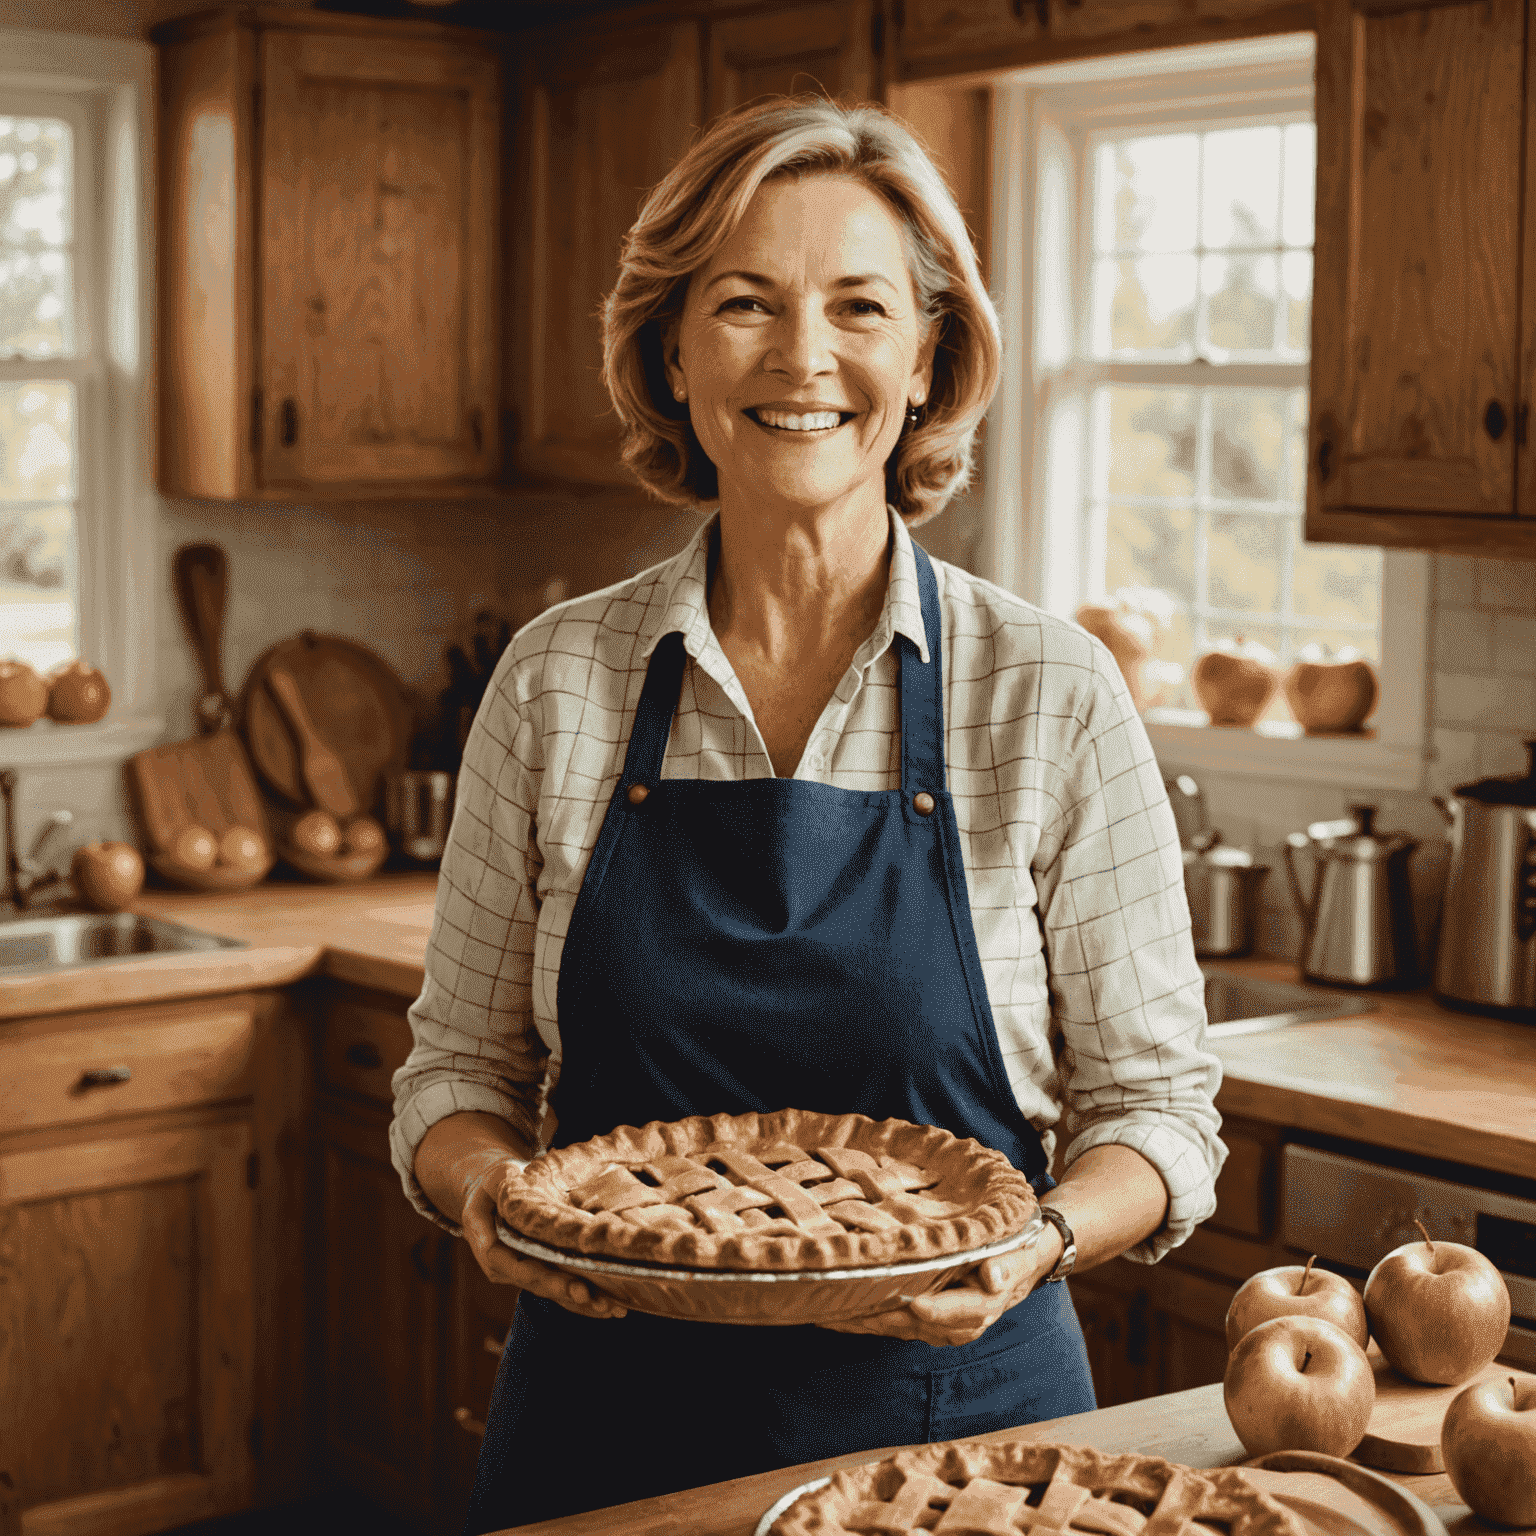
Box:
left=1040, top=1143, right=1170, bottom=1275
left=414, top=1110, right=528, bottom=1227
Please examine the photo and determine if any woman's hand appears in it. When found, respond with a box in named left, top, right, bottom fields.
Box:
left=821, top=1229, right=1062, bottom=1348
left=459, top=1158, right=627, bottom=1320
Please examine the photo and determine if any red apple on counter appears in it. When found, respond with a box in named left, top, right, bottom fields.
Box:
left=1441, top=1372, right=1536, bottom=1527
left=1223, top=1313, right=1375, bottom=1457
left=0, top=659, right=49, bottom=727
left=171, top=824, right=218, bottom=871
left=1225, top=1254, right=1370, bottom=1352
left=46, top=659, right=111, bottom=724
left=70, top=841, right=145, bottom=912
left=1077, top=603, right=1155, bottom=711
left=217, top=824, right=269, bottom=874
left=1363, top=1220, right=1511, bottom=1385
left=1282, top=644, right=1378, bottom=736
left=1192, top=637, right=1280, bottom=728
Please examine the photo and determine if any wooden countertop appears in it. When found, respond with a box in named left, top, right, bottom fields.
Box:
left=4, top=877, right=1533, bottom=1182
left=496, top=1353, right=1535, bottom=1535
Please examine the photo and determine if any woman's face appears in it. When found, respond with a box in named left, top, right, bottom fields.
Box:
left=666, top=172, right=936, bottom=519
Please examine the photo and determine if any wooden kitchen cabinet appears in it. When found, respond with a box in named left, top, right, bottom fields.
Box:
left=706, top=0, right=879, bottom=119
left=507, top=19, right=702, bottom=487
left=0, top=991, right=306, bottom=1536
left=154, top=8, right=502, bottom=500
left=1307, top=0, right=1536, bottom=558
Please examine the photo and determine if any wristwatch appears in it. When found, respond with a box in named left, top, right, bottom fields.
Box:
left=1037, top=1205, right=1077, bottom=1283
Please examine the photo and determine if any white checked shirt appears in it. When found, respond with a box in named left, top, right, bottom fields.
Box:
left=390, top=509, right=1226, bottom=1262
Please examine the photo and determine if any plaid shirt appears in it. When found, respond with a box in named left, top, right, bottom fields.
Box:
left=390, top=509, right=1225, bottom=1262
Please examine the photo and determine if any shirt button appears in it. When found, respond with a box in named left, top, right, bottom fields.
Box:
left=913, top=792, right=935, bottom=816
left=627, top=783, right=650, bottom=805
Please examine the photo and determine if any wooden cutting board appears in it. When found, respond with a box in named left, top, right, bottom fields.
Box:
left=1354, top=1343, right=1510, bottom=1475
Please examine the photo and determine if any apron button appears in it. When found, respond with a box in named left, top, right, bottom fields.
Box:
left=627, top=783, right=650, bottom=805
left=913, top=791, right=935, bottom=815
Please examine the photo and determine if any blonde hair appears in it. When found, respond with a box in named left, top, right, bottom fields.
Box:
left=600, top=96, right=1001, bottom=526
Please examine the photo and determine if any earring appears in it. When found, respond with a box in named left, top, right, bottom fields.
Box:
left=674, top=385, right=687, bottom=401
left=906, top=404, right=920, bottom=426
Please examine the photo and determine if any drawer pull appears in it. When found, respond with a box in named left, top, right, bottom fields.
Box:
left=77, top=1065, right=132, bottom=1089
left=483, top=1334, right=504, bottom=1357
left=454, top=1406, right=486, bottom=1437
left=345, top=1040, right=383, bottom=1070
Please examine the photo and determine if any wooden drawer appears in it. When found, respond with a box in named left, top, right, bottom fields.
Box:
left=1208, top=1127, right=1275, bottom=1240
left=0, top=995, right=259, bottom=1134
left=321, top=993, right=414, bottom=1104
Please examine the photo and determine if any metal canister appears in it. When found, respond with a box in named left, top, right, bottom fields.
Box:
left=1183, top=834, right=1270, bottom=958
left=385, top=771, right=456, bottom=865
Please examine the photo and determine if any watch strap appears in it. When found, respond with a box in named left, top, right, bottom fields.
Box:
left=1037, top=1204, right=1077, bottom=1282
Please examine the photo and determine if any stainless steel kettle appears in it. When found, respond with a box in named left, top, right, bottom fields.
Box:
left=1432, top=740, right=1536, bottom=1017
left=1283, top=804, right=1419, bottom=987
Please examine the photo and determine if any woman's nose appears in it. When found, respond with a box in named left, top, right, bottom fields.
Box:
left=766, top=304, right=834, bottom=379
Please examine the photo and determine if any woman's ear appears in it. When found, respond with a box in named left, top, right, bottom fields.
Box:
left=662, top=318, right=686, bottom=404
left=911, top=319, right=940, bottom=404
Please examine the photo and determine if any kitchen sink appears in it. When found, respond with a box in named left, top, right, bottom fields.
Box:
left=0, top=911, right=247, bottom=976
left=1202, top=966, right=1375, bottom=1039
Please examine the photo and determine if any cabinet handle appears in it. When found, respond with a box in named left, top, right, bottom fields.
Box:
left=454, top=1406, right=487, bottom=1437
left=1316, top=438, right=1333, bottom=483
left=1485, top=400, right=1508, bottom=441
left=345, top=1040, right=383, bottom=1070
left=77, top=1065, right=131, bottom=1088
left=1011, top=0, right=1049, bottom=20
left=280, top=397, right=298, bottom=448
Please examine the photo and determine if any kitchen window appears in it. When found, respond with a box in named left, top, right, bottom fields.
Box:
left=983, top=34, right=1429, bottom=790
left=0, top=33, right=158, bottom=767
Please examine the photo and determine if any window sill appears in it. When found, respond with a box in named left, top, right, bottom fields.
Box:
left=1145, top=710, right=1425, bottom=790
left=0, top=715, right=165, bottom=769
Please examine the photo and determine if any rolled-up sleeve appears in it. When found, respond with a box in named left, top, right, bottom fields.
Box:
left=1032, top=642, right=1226, bottom=1264
left=388, top=654, right=551, bottom=1232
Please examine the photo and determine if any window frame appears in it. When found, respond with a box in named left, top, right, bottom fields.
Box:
left=982, top=34, right=1430, bottom=792
left=0, top=29, right=160, bottom=768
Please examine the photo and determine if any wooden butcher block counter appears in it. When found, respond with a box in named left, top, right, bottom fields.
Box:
left=498, top=1356, right=1536, bottom=1536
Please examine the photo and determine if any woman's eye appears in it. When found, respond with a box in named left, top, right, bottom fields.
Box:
left=719, top=296, right=768, bottom=314
left=847, top=300, right=887, bottom=317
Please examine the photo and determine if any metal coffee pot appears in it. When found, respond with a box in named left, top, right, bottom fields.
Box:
left=1283, top=804, right=1419, bottom=987
left=1165, top=775, right=1270, bottom=958
left=1432, top=740, right=1536, bottom=1017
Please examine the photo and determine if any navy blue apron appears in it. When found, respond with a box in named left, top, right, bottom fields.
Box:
left=463, top=541, right=1095, bottom=1533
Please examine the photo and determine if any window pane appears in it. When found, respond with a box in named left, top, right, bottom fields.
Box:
left=0, top=381, right=76, bottom=500
left=1281, top=251, right=1312, bottom=356
left=0, top=116, right=75, bottom=360
left=1202, top=125, right=1282, bottom=248
left=1212, top=390, right=1288, bottom=502
left=1291, top=525, right=1382, bottom=627
left=1092, top=254, right=1197, bottom=355
left=0, top=503, right=76, bottom=670
left=1093, top=133, right=1199, bottom=254
left=1291, top=623, right=1380, bottom=665
left=1203, top=252, right=1279, bottom=354
left=1208, top=512, right=1283, bottom=613
left=1098, top=386, right=1198, bottom=499
left=1103, top=501, right=1198, bottom=606
left=1281, top=122, right=1316, bottom=247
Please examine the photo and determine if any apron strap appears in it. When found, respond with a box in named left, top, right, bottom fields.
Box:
left=900, top=541, right=947, bottom=795
left=620, top=631, right=688, bottom=789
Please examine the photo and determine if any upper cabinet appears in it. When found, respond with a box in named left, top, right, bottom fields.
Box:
left=707, top=0, right=878, bottom=118
left=155, top=9, right=502, bottom=500
left=507, top=21, right=702, bottom=487
left=1307, top=0, right=1536, bottom=557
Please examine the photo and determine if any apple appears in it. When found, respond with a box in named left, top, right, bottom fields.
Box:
left=0, top=659, right=49, bottom=728
left=1441, top=1371, right=1536, bottom=1527
left=1077, top=603, right=1155, bottom=711
left=1283, top=644, right=1378, bottom=736
left=341, top=815, right=386, bottom=856
left=1223, top=1313, right=1375, bottom=1457
left=1192, top=638, right=1280, bottom=727
left=1363, top=1220, right=1511, bottom=1385
left=1225, top=1254, right=1369, bottom=1353
left=46, top=659, right=111, bottom=724
left=217, top=825, right=269, bottom=874
left=170, top=824, right=218, bottom=871
left=70, top=841, right=145, bottom=912
left=291, top=809, right=342, bottom=857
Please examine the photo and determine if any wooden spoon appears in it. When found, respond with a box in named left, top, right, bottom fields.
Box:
left=263, top=667, right=359, bottom=818
left=173, top=543, right=233, bottom=735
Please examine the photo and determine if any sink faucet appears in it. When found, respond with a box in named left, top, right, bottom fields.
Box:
left=0, top=769, right=74, bottom=912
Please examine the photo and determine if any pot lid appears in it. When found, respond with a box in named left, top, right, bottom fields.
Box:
left=1305, top=804, right=1416, bottom=859
left=1453, top=739, right=1536, bottom=807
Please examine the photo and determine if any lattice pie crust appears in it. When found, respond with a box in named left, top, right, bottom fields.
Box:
left=495, top=1109, right=1039, bottom=1272
left=770, top=1442, right=1310, bottom=1536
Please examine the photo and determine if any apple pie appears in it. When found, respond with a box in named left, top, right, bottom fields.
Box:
left=495, top=1108, right=1039, bottom=1272
left=769, top=1441, right=1311, bottom=1536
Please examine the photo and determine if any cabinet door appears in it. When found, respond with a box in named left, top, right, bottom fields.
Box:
left=510, top=22, right=702, bottom=485
left=321, top=1105, right=448, bottom=1527
left=706, top=1, right=876, bottom=121
left=0, top=1120, right=255, bottom=1535
left=260, top=29, right=501, bottom=489
left=1066, top=1275, right=1152, bottom=1409
left=1310, top=0, right=1524, bottom=523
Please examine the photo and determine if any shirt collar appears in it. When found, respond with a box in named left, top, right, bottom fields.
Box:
left=640, top=506, right=931, bottom=666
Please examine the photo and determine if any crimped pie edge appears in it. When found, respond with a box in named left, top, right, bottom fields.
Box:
left=495, top=1108, right=1040, bottom=1273
left=769, top=1441, right=1311, bottom=1536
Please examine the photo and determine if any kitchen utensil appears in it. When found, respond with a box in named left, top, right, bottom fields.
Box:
left=495, top=1216, right=1043, bottom=1327
left=1164, top=774, right=1208, bottom=849
left=1432, top=738, right=1536, bottom=1017
left=173, top=543, right=234, bottom=734
left=240, top=632, right=411, bottom=816
left=385, top=770, right=455, bottom=863
left=1283, top=806, right=1418, bottom=987
left=263, top=666, right=359, bottom=817
left=1183, top=832, right=1270, bottom=958
left=1238, top=1452, right=1449, bottom=1536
